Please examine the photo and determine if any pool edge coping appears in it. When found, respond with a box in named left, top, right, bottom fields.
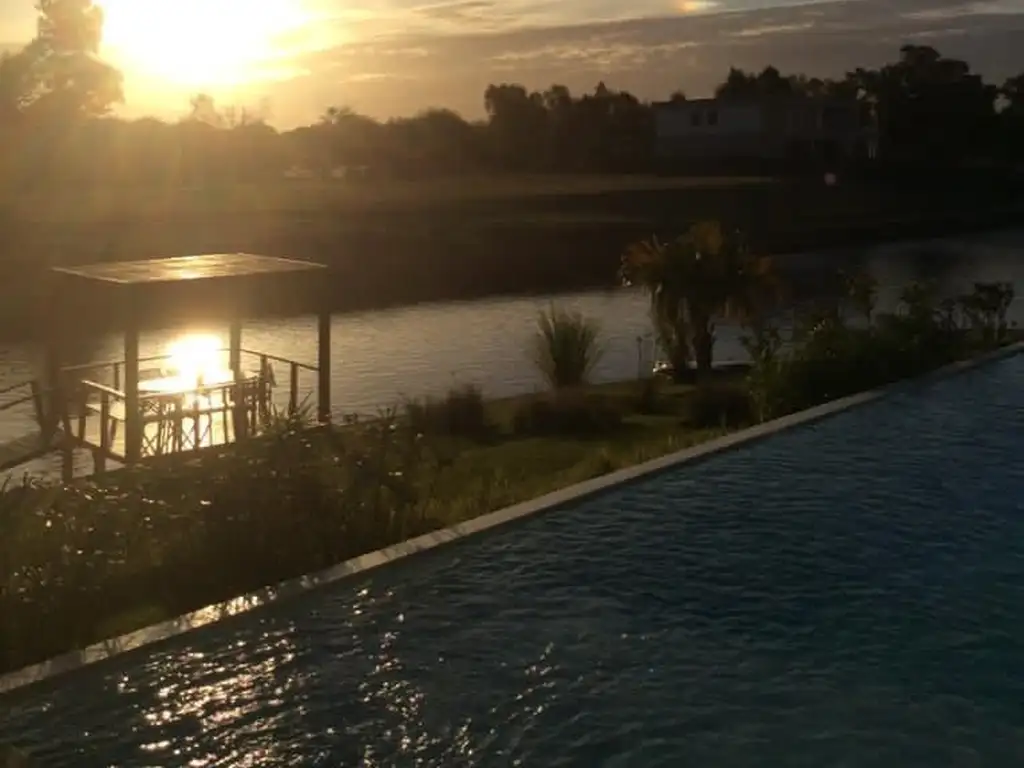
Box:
left=3, top=340, right=1022, bottom=697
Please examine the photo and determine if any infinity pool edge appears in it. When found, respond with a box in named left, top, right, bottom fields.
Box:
left=3, top=341, right=1022, bottom=698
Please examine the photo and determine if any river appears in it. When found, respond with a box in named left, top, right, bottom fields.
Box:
left=2, top=227, right=1023, bottom=482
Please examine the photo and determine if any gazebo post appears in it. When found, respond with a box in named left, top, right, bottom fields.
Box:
left=317, top=308, right=331, bottom=424
left=228, top=318, right=244, bottom=439
left=228, top=319, right=242, bottom=377
left=123, top=315, right=141, bottom=464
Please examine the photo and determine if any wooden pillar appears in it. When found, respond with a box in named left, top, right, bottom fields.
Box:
left=228, top=319, right=242, bottom=377
left=228, top=318, right=244, bottom=441
left=317, top=309, right=331, bottom=424
left=124, top=320, right=141, bottom=463
left=43, top=274, right=62, bottom=439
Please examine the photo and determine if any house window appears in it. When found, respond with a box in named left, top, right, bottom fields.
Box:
left=691, top=111, right=701, bottom=127
left=707, top=110, right=718, bottom=127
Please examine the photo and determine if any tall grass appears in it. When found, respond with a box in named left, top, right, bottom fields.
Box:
left=530, top=305, right=604, bottom=390
left=403, top=383, right=491, bottom=439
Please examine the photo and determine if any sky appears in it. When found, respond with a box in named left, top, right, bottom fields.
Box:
left=2, top=0, right=1024, bottom=126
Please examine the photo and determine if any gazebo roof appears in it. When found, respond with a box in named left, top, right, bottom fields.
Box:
left=52, top=253, right=326, bottom=286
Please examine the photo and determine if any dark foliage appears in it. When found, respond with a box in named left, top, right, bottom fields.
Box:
left=0, top=415, right=453, bottom=674
left=745, top=280, right=1016, bottom=419
left=511, top=394, right=623, bottom=438
left=681, top=384, right=754, bottom=429
left=403, top=384, right=492, bottom=440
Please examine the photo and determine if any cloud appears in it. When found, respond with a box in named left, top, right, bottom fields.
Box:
left=490, top=39, right=699, bottom=71
left=903, top=1, right=1024, bottom=19
left=282, top=0, right=1023, bottom=123
left=677, top=0, right=721, bottom=12
left=730, top=21, right=816, bottom=36
left=413, top=0, right=496, bottom=20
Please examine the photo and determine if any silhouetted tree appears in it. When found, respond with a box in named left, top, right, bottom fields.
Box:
left=1, top=42, right=1020, bottom=192
left=484, top=84, right=549, bottom=170
left=850, top=45, right=997, bottom=167
left=21, top=0, right=123, bottom=121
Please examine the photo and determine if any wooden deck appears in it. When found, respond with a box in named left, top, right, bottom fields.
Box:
left=0, top=343, right=321, bottom=480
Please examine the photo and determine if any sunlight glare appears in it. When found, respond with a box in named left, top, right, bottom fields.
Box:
left=97, top=0, right=313, bottom=87
left=166, top=334, right=228, bottom=386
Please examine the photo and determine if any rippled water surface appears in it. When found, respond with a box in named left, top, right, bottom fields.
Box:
left=3, top=352, right=1023, bottom=766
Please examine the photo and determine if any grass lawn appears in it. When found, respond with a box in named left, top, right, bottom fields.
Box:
left=423, top=375, right=742, bottom=523
left=0, top=370, right=748, bottom=675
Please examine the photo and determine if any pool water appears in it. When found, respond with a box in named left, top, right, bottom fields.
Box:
left=3, top=353, right=1024, bottom=767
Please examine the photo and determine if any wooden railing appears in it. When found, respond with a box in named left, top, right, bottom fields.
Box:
left=75, top=374, right=271, bottom=461
left=60, top=347, right=318, bottom=418
left=238, top=348, right=317, bottom=415
left=76, top=379, right=124, bottom=460
left=61, top=353, right=173, bottom=391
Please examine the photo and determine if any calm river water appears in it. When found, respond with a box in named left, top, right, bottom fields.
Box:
left=2, top=227, right=1023, bottom=481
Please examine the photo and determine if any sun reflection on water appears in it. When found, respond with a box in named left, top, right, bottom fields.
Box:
left=164, top=334, right=231, bottom=387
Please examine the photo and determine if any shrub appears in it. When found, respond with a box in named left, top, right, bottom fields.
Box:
left=530, top=305, right=604, bottom=390
left=958, top=281, right=1015, bottom=347
left=511, top=393, right=622, bottom=437
left=743, top=277, right=1015, bottom=421
left=635, top=375, right=663, bottom=414
left=403, top=383, right=491, bottom=439
left=681, top=384, right=753, bottom=429
left=0, top=417, right=455, bottom=675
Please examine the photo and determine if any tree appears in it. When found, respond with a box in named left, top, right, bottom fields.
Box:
left=847, top=45, right=997, bottom=166
left=621, top=221, right=768, bottom=380
left=998, top=72, right=1024, bottom=162
left=20, top=0, right=123, bottom=121
left=483, top=83, right=548, bottom=170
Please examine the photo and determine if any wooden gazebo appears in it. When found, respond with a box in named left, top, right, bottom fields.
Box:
left=44, top=253, right=331, bottom=478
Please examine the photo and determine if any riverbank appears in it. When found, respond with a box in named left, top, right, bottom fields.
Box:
left=0, top=176, right=1020, bottom=342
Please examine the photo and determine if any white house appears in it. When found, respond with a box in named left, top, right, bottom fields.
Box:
left=653, top=95, right=877, bottom=165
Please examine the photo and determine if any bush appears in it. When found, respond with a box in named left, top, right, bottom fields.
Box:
left=531, top=305, right=604, bottom=390
left=403, top=383, right=491, bottom=439
left=958, top=281, right=1015, bottom=347
left=743, top=279, right=1016, bottom=421
left=0, top=417, right=454, bottom=675
left=635, top=375, right=664, bottom=414
left=511, top=393, right=622, bottom=437
left=681, top=384, right=753, bottom=429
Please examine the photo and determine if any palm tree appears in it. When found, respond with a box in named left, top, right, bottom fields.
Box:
left=621, top=221, right=770, bottom=381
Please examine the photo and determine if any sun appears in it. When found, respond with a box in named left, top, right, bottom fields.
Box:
left=97, top=0, right=312, bottom=88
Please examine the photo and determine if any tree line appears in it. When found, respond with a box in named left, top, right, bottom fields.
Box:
left=3, top=1, right=1024, bottom=189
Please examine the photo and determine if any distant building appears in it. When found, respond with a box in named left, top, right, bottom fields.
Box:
left=652, top=95, right=877, bottom=167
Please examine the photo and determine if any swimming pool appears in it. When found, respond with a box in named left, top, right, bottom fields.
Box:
left=3, top=352, right=1024, bottom=767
